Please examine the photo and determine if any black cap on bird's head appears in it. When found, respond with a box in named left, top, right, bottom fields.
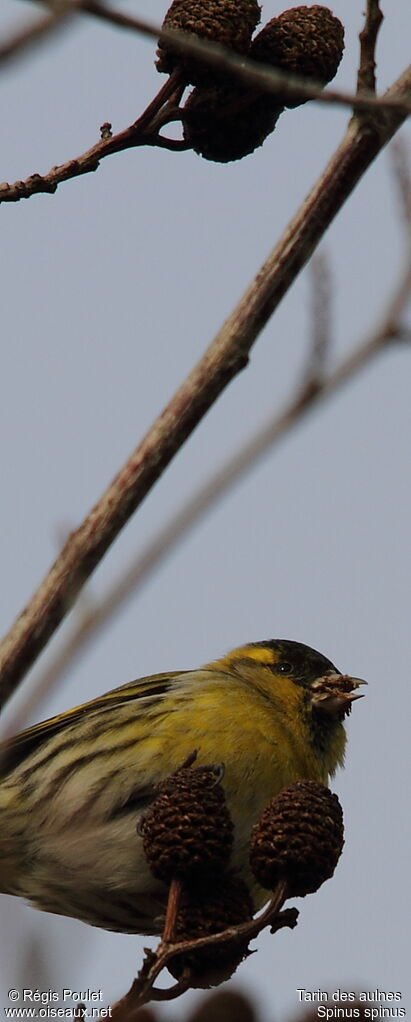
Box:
left=246, top=639, right=367, bottom=722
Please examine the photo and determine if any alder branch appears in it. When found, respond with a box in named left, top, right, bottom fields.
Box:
left=103, top=882, right=294, bottom=1018
left=18, top=0, right=411, bottom=116
left=1, top=3, right=411, bottom=204
left=1, top=64, right=410, bottom=709
left=0, top=70, right=187, bottom=205
left=79, top=1, right=411, bottom=114
left=357, top=0, right=384, bottom=95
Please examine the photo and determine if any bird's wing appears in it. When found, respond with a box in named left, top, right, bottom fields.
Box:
left=0, top=670, right=186, bottom=777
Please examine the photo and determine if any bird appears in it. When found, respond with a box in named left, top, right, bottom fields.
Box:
left=0, top=638, right=365, bottom=934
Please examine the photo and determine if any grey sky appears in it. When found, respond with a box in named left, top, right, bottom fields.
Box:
left=1, top=0, right=410, bottom=1019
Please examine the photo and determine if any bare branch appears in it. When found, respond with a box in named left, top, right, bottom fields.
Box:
left=1, top=0, right=407, bottom=121
left=33, top=0, right=408, bottom=114
left=103, top=882, right=293, bottom=1018
left=0, top=70, right=184, bottom=204
left=357, top=0, right=384, bottom=95
left=49, top=1, right=411, bottom=115
left=1, top=0, right=410, bottom=204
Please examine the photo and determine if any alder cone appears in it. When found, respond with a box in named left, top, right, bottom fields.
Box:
left=250, top=5, right=345, bottom=107
left=140, top=763, right=234, bottom=882
left=250, top=780, right=344, bottom=897
left=183, top=85, right=283, bottom=162
left=168, top=874, right=254, bottom=988
left=156, top=0, right=261, bottom=84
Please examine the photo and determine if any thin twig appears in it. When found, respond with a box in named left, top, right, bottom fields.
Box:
left=80, top=3, right=410, bottom=115
left=162, top=878, right=183, bottom=944
left=81, top=1, right=363, bottom=115
left=149, top=975, right=191, bottom=1002
left=26, top=0, right=411, bottom=116
left=105, top=882, right=293, bottom=1017
left=1, top=5, right=411, bottom=203
left=0, top=71, right=184, bottom=204
left=357, top=0, right=384, bottom=96
left=1, top=67, right=410, bottom=709
left=131, top=69, right=185, bottom=134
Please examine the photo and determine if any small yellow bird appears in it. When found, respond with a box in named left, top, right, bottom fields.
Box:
left=0, top=639, right=365, bottom=934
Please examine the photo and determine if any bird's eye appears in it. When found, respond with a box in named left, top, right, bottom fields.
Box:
left=277, top=661, right=292, bottom=674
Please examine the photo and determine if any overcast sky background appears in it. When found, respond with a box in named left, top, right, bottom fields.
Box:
left=1, top=1, right=411, bottom=1019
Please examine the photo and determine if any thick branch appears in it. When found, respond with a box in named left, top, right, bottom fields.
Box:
left=1, top=67, right=410, bottom=707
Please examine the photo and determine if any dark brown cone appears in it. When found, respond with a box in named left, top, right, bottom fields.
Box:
left=156, top=0, right=261, bottom=85
left=140, top=763, right=234, bottom=883
left=250, top=5, right=345, bottom=107
left=183, top=84, right=283, bottom=162
left=168, top=874, right=254, bottom=988
left=250, top=780, right=344, bottom=897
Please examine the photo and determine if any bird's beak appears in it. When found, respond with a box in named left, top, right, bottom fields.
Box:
left=310, top=672, right=367, bottom=721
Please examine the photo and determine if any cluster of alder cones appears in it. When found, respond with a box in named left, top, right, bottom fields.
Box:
left=156, top=0, right=345, bottom=161
left=140, top=760, right=344, bottom=987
